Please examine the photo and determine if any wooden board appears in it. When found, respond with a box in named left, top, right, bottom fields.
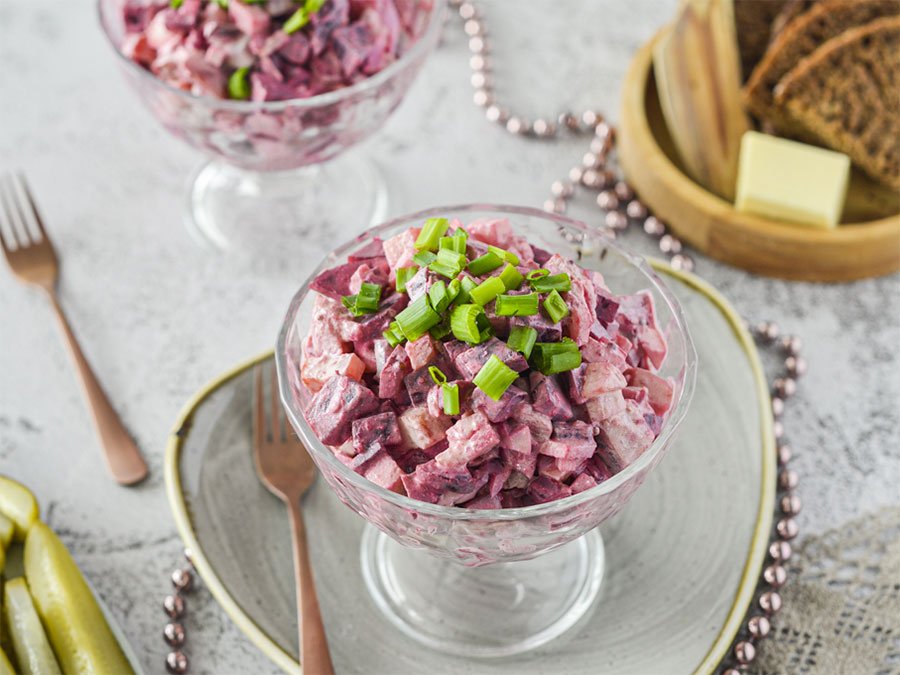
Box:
left=619, top=29, right=900, bottom=282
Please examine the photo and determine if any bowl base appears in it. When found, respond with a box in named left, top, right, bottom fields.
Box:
left=184, top=154, right=389, bottom=259
left=360, top=526, right=605, bottom=658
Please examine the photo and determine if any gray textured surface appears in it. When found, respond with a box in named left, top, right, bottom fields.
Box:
left=0, top=2, right=897, bottom=674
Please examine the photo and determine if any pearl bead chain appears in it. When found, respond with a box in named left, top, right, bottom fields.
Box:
left=160, top=4, right=806, bottom=671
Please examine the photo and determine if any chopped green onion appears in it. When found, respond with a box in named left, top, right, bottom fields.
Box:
left=454, top=226, right=468, bottom=239
left=442, top=382, right=460, bottom=415
left=529, top=272, right=571, bottom=293
left=428, top=281, right=451, bottom=313
left=447, top=278, right=461, bottom=303
left=450, top=304, right=483, bottom=344
left=305, top=0, right=326, bottom=11
left=428, top=366, right=447, bottom=386
left=412, top=251, right=437, bottom=267
left=531, top=338, right=582, bottom=375
left=356, top=282, right=382, bottom=313
left=476, top=311, right=494, bottom=342
left=467, top=251, right=504, bottom=276
left=473, top=355, right=518, bottom=401
left=395, top=295, right=440, bottom=342
left=469, top=276, right=505, bottom=306
left=170, top=0, right=183, bottom=8
left=383, top=326, right=403, bottom=347
left=456, top=276, right=478, bottom=305
left=341, top=294, right=366, bottom=317
left=284, top=7, right=311, bottom=33
left=439, top=235, right=467, bottom=254
left=542, top=289, right=570, bottom=323
left=395, top=266, right=419, bottom=293
left=429, top=319, right=452, bottom=340
left=429, top=248, right=467, bottom=279
left=488, top=245, right=519, bottom=265
left=214, top=0, right=228, bottom=7
left=495, top=292, right=539, bottom=316
left=507, top=325, right=538, bottom=359
left=414, top=217, right=450, bottom=251
left=227, top=67, right=251, bottom=100
left=498, top=264, right=524, bottom=290
left=526, top=268, right=549, bottom=281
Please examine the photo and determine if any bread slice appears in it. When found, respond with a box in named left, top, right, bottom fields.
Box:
left=742, top=0, right=899, bottom=129
left=775, top=16, right=900, bottom=189
left=770, top=0, right=819, bottom=40
left=733, top=0, right=789, bottom=82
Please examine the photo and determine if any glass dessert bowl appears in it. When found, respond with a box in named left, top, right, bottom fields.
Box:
left=276, top=205, right=697, bottom=657
left=98, top=0, right=443, bottom=258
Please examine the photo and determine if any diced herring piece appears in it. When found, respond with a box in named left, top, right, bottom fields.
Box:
left=382, top=227, right=421, bottom=271
left=404, top=367, right=435, bottom=407
left=307, top=295, right=347, bottom=356
left=511, top=404, right=553, bottom=445
left=352, top=411, right=401, bottom=452
left=405, top=334, right=440, bottom=371
left=582, top=362, right=628, bottom=398
left=627, top=368, right=675, bottom=415
left=545, top=254, right=597, bottom=346
left=301, top=350, right=365, bottom=392
left=527, top=475, right=572, bottom=504
left=454, top=337, right=528, bottom=379
left=530, top=372, right=574, bottom=421
left=378, top=345, right=411, bottom=399
left=570, top=473, right=598, bottom=494
left=360, top=452, right=404, bottom=492
left=550, top=420, right=597, bottom=460
left=465, top=217, right=514, bottom=247
left=305, top=375, right=378, bottom=445
left=498, top=422, right=531, bottom=456
left=586, top=390, right=626, bottom=424
left=348, top=261, right=389, bottom=294
left=597, top=400, right=656, bottom=471
left=471, top=385, right=528, bottom=423
left=401, top=460, right=489, bottom=506
left=310, top=261, right=363, bottom=300
left=538, top=455, right=587, bottom=483
left=435, top=411, right=500, bottom=468
left=397, top=406, right=451, bottom=450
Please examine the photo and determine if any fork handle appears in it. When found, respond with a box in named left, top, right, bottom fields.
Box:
left=47, top=291, right=148, bottom=485
left=287, top=500, right=335, bottom=675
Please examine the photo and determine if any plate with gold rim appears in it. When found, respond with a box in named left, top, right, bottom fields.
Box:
left=164, top=264, right=774, bottom=674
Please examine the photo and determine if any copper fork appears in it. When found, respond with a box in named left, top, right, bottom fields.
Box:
left=253, top=363, right=334, bottom=675
left=0, top=172, right=148, bottom=486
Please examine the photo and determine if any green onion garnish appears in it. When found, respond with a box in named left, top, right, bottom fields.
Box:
left=395, top=266, right=419, bottom=293
left=412, top=251, right=437, bottom=267
left=430, top=319, right=452, bottom=340
left=495, top=292, right=539, bottom=316
left=467, top=251, right=504, bottom=276
left=439, top=235, right=467, bottom=254
left=542, top=289, right=570, bottom=323
left=450, top=304, right=483, bottom=344
left=395, top=295, right=440, bottom=342
left=355, top=282, right=382, bottom=313
left=476, top=311, right=494, bottom=342
left=227, top=67, right=251, bottom=100
left=469, top=277, right=505, bottom=306
left=170, top=0, right=184, bottom=8
left=383, top=325, right=404, bottom=347
left=428, top=281, right=451, bottom=313
left=456, top=276, right=478, bottom=305
left=447, top=278, right=461, bottom=303
left=284, top=8, right=311, bottom=33
left=529, top=272, right=571, bottom=293
left=488, top=245, right=519, bottom=265
left=442, top=382, right=460, bottom=415
left=531, top=338, right=582, bottom=375
left=429, top=248, right=467, bottom=279
left=473, top=355, right=518, bottom=401
left=428, top=366, right=447, bottom=386
left=507, top=325, right=538, bottom=359
left=214, top=0, right=228, bottom=7
left=498, top=264, right=524, bottom=290
left=414, top=217, right=450, bottom=252
left=526, top=268, right=549, bottom=281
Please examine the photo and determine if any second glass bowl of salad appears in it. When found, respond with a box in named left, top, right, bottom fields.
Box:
left=276, top=205, right=697, bottom=657
left=98, top=0, right=443, bottom=258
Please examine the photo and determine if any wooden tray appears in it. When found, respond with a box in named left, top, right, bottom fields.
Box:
left=618, top=30, right=900, bottom=282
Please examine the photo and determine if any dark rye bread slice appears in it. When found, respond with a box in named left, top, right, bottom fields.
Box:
left=733, top=0, right=790, bottom=82
left=775, top=16, right=900, bottom=189
left=742, top=0, right=899, bottom=129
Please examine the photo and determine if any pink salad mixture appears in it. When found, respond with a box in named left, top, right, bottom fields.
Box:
left=297, top=218, right=674, bottom=509
left=119, top=0, right=432, bottom=101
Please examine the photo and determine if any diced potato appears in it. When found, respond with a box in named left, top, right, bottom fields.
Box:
left=3, top=577, right=62, bottom=675
left=0, top=514, right=13, bottom=550
left=0, top=477, right=39, bottom=542
left=0, top=646, right=15, bottom=675
left=24, top=523, right=133, bottom=675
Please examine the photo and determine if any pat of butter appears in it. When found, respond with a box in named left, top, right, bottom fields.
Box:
left=735, top=131, right=850, bottom=228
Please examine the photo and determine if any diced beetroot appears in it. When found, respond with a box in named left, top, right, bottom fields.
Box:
left=477, top=459, right=513, bottom=497
left=586, top=390, right=626, bottom=424
left=454, top=337, right=528, bottom=379
left=305, top=375, right=378, bottom=445
left=582, top=362, right=627, bottom=398
left=462, top=492, right=502, bottom=509
left=378, top=345, right=410, bottom=399
left=511, top=404, right=553, bottom=445
left=352, top=411, right=401, bottom=452
left=301, top=350, right=365, bottom=392
left=340, top=291, right=407, bottom=343
left=538, top=455, right=587, bottom=483
left=349, top=440, right=383, bottom=469
left=597, top=400, right=656, bottom=471
left=121, top=34, right=156, bottom=66
left=504, top=470, right=531, bottom=490
left=471, top=385, right=527, bottom=423
left=595, top=288, right=620, bottom=325
left=527, top=476, right=572, bottom=504
left=501, top=446, right=538, bottom=476
left=374, top=338, right=391, bottom=376
left=348, top=237, right=386, bottom=262
left=510, top=313, right=562, bottom=342
left=585, top=453, right=614, bottom=482
left=500, top=488, right=528, bottom=508
left=634, top=325, right=667, bottom=371
left=550, top=420, right=597, bottom=460
left=305, top=294, right=346, bottom=357
left=397, top=406, right=451, bottom=449
left=382, top=227, right=420, bottom=272
left=388, top=438, right=446, bottom=474
left=442, top=339, right=468, bottom=364
left=567, top=365, right=587, bottom=404
left=310, top=261, right=363, bottom=300
left=436, top=411, right=500, bottom=467
left=622, top=386, right=648, bottom=403
left=530, top=373, right=574, bottom=421
left=545, top=254, right=597, bottom=346
left=229, top=1, right=270, bottom=35
left=531, top=246, right=552, bottom=265
left=582, top=338, right=629, bottom=368
left=361, top=452, right=403, bottom=492
left=353, top=338, right=377, bottom=372
left=499, top=422, right=531, bottom=455
left=404, top=367, right=435, bottom=406
left=348, top=261, right=389, bottom=294
left=401, top=459, right=488, bottom=506
left=570, top=473, right=598, bottom=494
left=405, top=334, right=439, bottom=370
left=465, top=217, right=514, bottom=247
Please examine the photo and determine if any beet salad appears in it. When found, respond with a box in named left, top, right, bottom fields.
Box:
left=297, top=217, right=675, bottom=509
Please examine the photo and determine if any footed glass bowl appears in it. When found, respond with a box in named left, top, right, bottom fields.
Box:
left=276, top=205, right=697, bottom=657
left=98, top=0, right=442, bottom=258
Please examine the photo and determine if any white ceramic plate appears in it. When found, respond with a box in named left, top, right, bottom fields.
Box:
left=165, top=265, right=774, bottom=674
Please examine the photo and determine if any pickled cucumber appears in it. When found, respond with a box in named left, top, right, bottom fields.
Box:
left=4, top=577, right=62, bottom=675
left=0, top=514, right=13, bottom=550
left=0, top=477, right=38, bottom=542
left=24, top=523, right=133, bottom=675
